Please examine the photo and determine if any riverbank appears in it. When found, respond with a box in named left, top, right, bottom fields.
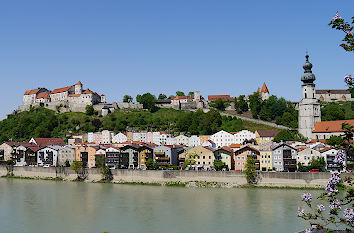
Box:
left=1, top=166, right=350, bottom=188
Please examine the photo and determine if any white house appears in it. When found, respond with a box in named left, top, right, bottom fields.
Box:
left=112, top=133, right=128, bottom=144
left=188, top=135, right=200, bottom=147
left=88, top=132, right=94, bottom=143
left=233, top=130, right=256, bottom=144
left=133, top=132, right=147, bottom=143
left=37, top=146, right=61, bottom=167
left=102, top=130, right=113, bottom=144
left=320, top=148, right=345, bottom=172
left=211, top=130, right=234, bottom=148
left=175, top=135, right=189, bottom=146
left=153, top=132, right=161, bottom=145
left=297, top=148, right=322, bottom=166
left=57, top=146, right=76, bottom=166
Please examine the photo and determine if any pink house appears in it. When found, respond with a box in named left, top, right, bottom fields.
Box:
left=234, top=145, right=260, bottom=171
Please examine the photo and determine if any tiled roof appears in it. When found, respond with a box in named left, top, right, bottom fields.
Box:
left=203, top=146, right=215, bottom=152
left=4, top=142, right=35, bottom=147
left=31, top=138, right=65, bottom=147
left=68, top=94, right=81, bottom=97
left=171, top=96, right=193, bottom=100
left=312, top=119, right=354, bottom=133
left=208, top=95, right=234, bottom=101
left=215, top=146, right=232, bottom=153
left=309, top=139, right=327, bottom=143
left=75, top=81, right=82, bottom=85
left=230, top=143, right=242, bottom=148
left=257, top=130, right=279, bottom=137
left=257, top=87, right=260, bottom=93
left=82, top=89, right=94, bottom=94
left=36, top=92, right=50, bottom=99
left=261, top=82, right=269, bottom=93
left=315, top=89, right=350, bottom=94
left=24, top=89, right=40, bottom=95
left=51, top=86, right=72, bottom=94
left=319, top=147, right=334, bottom=153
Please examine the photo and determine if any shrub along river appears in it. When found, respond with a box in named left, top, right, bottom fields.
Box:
left=0, top=179, right=315, bottom=233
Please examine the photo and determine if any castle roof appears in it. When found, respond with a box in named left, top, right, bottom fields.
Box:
left=68, top=94, right=81, bottom=97
left=261, top=82, right=269, bottom=93
left=36, top=92, right=50, bottom=99
left=315, top=89, right=350, bottom=94
left=82, top=89, right=94, bottom=94
left=24, top=89, right=40, bottom=95
left=76, top=81, right=82, bottom=85
left=208, top=95, right=234, bottom=101
left=312, top=119, right=354, bottom=133
left=51, top=86, right=72, bottom=94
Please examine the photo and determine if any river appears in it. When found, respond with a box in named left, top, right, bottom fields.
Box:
left=0, top=179, right=314, bottom=233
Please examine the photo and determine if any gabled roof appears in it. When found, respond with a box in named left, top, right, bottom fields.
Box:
left=36, top=92, right=50, bottom=99
left=30, top=138, right=65, bottom=147
left=312, top=119, right=354, bottom=133
left=215, top=146, right=232, bottom=153
left=203, top=146, right=215, bottom=152
left=230, top=143, right=242, bottom=148
left=236, top=144, right=259, bottom=152
left=257, top=130, right=279, bottom=137
left=261, top=82, right=269, bottom=93
left=75, top=81, right=82, bottom=85
left=3, top=142, right=34, bottom=147
left=271, top=142, right=296, bottom=151
left=82, top=89, right=94, bottom=94
left=51, top=86, right=72, bottom=94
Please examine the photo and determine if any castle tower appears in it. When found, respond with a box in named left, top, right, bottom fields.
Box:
left=260, top=82, right=270, bottom=100
left=75, top=81, right=82, bottom=94
left=298, top=53, right=321, bottom=139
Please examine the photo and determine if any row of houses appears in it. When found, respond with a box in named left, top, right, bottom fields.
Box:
left=69, top=130, right=280, bottom=148
left=0, top=137, right=345, bottom=173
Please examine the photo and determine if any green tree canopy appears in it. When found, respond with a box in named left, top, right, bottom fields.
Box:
left=85, top=105, right=95, bottom=116
left=136, top=93, right=158, bottom=112
left=158, top=94, right=167, bottom=100
left=321, top=103, right=345, bottom=121
left=209, top=98, right=230, bottom=111
left=123, top=95, right=133, bottom=103
left=175, top=91, right=185, bottom=96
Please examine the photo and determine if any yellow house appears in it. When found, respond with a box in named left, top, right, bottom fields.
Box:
left=259, top=143, right=275, bottom=171
left=255, top=130, right=279, bottom=145
left=185, top=145, right=215, bottom=169
left=126, top=132, right=133, bottom=141
left=138, top=146, right=153, bottom=169
left=75, top=145, right=98, bottom=168
left=213, top=146, right=233, bottom=170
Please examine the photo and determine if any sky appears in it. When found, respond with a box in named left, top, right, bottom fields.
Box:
left=0, top=0, right=353, bottom=119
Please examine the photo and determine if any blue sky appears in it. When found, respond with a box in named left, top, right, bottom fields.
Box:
left=0, top=0, right=353, bottom=118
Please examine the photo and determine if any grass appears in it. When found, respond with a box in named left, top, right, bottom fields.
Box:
left=242, top=119, right=280, bottom=132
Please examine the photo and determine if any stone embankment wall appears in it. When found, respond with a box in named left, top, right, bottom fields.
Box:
left=1, top=166, right=349, bottom=188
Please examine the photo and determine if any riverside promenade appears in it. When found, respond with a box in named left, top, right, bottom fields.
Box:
left=1, top=166, right=351, bottom=188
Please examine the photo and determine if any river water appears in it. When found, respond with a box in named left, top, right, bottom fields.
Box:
left=0, top=179, right=314, bottom=233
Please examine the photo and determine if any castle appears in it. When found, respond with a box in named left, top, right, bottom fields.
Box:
left=20, top=81, right=107, bottom=113
left=256, top=82, right=270, bottom=100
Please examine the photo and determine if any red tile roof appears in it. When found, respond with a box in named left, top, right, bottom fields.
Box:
left=257, top=87, right=260, bottom=93
left=309, top=139, right=327, bottom=143
left=171, top=96, right=193, bottom=100
left=51, top=86, right=72, bottom=94
left=68, top=94, right=81, bottom=97
left=76, top=81, right=82, bottom=85
left=36, top=92, right=50, bottom=99
left=31, top=138, right=65, bottom=147
left=230, top=144, right=242, bottom=148
left=216, top=146, right=232, bottom=153
left=82, top=89, right=94, bottom=94
left=261, top=82, right=269, bottom=93
left=24, top=89, right=40, bottom=95
left=315, top=89, right=350, bottom=94
left=312, top=119, right=354, bottom=133
left=208, top=95, right=234, bottom=101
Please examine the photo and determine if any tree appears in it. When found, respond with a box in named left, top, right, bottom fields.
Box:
left=209, top=98, right=230, bottom=111
left=273, top=130, right=306, bottom=142
left=321, top=103, right=346, bottom=121
left=85, top=105, right=95, bottom=116
left=244, top=157, right=258, bottom=184
left=70, top=161, right=84, bottom=181
left=326, top=135, right=345, bottom=146
left=158, top=93, right=167, bottom=100
left=329, top=13, right=354, bottom=52
left=309, top=157, right=326, bottom=172
left=95, top=154, right=105, bottom=168
left=123, top=95, right=133, bottom=103
left=213, top=160, right=228, bottom=171
left=146, top=158, right=159, bottom=170
left=136, top=93, right=158, bottom=112
left=188, top=91, right=194, bottom=96
left=248, top=92, right=262, bottom=118
left=235, top=95, right=248, bottom=113
left=175, top=91, right=185, bottom=96
left=92, top=119, right=102, bottom=129
left=182, top=158, right=196, bottom=170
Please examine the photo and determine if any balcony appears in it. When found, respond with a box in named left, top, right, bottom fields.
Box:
left=154, top=152, right=165, bottom=156
left=156, top=157, right=170, bottom=162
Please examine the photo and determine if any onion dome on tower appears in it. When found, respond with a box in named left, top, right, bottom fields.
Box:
left=301, top=53, right=316, bottom=84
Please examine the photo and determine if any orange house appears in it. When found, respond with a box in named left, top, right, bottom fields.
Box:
left=75, top=145, right=98, bottom=168
left=234, top=145, right=260, bottom=171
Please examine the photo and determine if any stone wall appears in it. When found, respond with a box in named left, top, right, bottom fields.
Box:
left=0, top=166, right=348, bottom=188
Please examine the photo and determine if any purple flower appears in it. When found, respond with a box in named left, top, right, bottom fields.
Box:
left=302, top=192, right=312, bottom=202
left=305, top=228, right=312, bottom=233
left=329, top=199, right=341, bottom=210
left=325, top=171, right=341, bottom=195
left=298, top=207, right=305, bottom=217
left=344, top=75, right=353, bottom=85
left=334, top=150, right=346, bottom=166
left=317, top=204, right=325, bottom=212
left=332, top=11, right=341, bottom=20
left=344, top=208, right=354, bottom=224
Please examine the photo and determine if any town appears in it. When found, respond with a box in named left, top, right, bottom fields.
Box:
left=1, top=54, right=353, bottom=173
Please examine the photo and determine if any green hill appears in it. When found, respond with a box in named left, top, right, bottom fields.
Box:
left=0, top=108, right=245, bottom=143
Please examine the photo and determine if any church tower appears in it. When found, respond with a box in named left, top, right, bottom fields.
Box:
left=75, top=81, right=82, bottom=94
left=298, top=53, right=321, bottom=139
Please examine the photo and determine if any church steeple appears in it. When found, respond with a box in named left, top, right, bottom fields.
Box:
left=301, top=53, right=316, bottom=84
